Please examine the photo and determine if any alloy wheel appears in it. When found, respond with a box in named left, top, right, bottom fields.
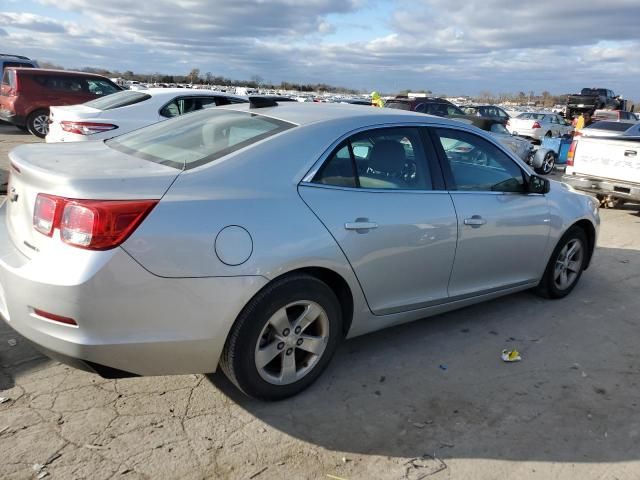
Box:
left=553, top=239, right=583, bottom=290
left=32, top=114, right=49, bottom=136
left=254, top=300, right=330, bottom=385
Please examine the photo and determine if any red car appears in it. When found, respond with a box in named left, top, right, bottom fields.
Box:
left=0, top=68, right=121, bottom=137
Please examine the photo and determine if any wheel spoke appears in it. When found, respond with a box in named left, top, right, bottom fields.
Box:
left=566, top=241, right=579, bottom=260
left=297, top=335, right=325, bottom=355
left=255, top=341, right=282, bottom=369
left=280, top=353, right=297, bottom=383
left=269, top=308, right=291, bottom=336
left=560, top=270, right=568, bottom=287
left=567, top=260, right=581, bottom=273
left=294, top=303, right=322, bottom=333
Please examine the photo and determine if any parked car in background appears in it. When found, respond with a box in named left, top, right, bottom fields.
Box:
left=0, top=55, right=38, bottom=124
left=563, top=133, right=640, bottom=208
left=592, top=109, right=636, bottom=122
left=507, top=112, right=573, bottom=142
left=0, top=68, right=122, bottom=138
left=566, top=88, right=622, bottom=118
left=0, top=54, right=38, bottom=77
left=46, top=88, right=248, bottom=143
left=385, top=96, right=466, bottom=117
left=460, top=105, right=510, bottom=125
left=477, top=121, right=555, bottom=175
left=577, top=120, right=640, bottom=138
left=1, top=100, right=598, bottom=400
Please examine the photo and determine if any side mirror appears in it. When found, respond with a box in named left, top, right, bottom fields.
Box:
left=528, top=175, right=550, bottom=194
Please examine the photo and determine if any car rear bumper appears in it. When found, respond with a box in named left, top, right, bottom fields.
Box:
left=0, top=202, right=268, bottom=376
left=0, top=109, right=25, bottom=127
left=562, top=173, right=640, bottom=202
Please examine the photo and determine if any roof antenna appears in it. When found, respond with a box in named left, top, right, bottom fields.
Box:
left=249, top=96, right=278, bottom=109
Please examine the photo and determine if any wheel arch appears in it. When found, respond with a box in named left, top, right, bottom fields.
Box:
left=569, top=219, right=596, bottom=270
left=270, top=267, right=354, bottom=337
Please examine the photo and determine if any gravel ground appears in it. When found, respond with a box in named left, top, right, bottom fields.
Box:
left=1, top=123, right=640, bottom=479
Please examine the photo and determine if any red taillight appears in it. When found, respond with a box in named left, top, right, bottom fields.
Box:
left=61, top=121, right=118, bottom=135
left=33, top=194, right=63, bottom=236
left=531, top=121, right=542, bottom=129
left=33, top=308, right=77, bottom=326
left=33, top=194, right=157, bottom=250
left=566, top=140, right=578, bottom=166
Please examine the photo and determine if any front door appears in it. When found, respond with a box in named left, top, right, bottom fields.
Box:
left=299, top=126, right=458, bottom=315
left=430, top=127, right=551, bottom=298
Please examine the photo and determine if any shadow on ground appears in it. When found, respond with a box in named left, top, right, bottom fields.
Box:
left=210, top=245, right=640, bottom=463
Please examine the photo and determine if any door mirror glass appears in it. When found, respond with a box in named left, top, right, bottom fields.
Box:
left=528, top=175, right=550, bottom=194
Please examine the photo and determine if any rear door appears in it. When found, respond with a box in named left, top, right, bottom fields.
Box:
left=430, top=127, right=550, bottom=297
left=299, top=126, right=458, bottom=315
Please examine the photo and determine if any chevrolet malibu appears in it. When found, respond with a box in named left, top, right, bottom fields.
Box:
left=0, top=100, right=599, bottom=400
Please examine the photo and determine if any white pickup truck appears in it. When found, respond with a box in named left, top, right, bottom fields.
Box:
left=562, top=135, right=640, bottom=208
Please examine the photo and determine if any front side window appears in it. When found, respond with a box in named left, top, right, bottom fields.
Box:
left=313, top=127, right=432, bottom=190
left=107, top=109, right=294, bottom=170
left=434, top=128, right=525, bottom=193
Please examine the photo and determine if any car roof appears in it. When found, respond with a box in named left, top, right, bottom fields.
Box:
left=138, top=88, right=245, bottom=99
left=215, top=101, right=466, bottom=128
left=8, top=67, right=109, bottom=77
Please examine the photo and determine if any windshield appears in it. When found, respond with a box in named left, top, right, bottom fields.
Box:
left=107, top=108, right=295, bottom=170
left=84, top=90, right=151, bottom=110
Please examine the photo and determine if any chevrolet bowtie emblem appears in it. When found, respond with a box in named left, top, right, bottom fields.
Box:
left=9, top=187, right=18, bottom=203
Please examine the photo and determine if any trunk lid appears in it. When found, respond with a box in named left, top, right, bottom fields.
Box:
left=572, top=136, right=640, bottom=184
left=6, top=141, right=180, bottom=258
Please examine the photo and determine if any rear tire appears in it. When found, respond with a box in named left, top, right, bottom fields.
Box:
left=26, top=109, right=49, bottom=138
left=535, top=151, right=556, bottom=175
left=535, top=227, right=588, bottom=299
left=220, top=274, right=343, bottom=400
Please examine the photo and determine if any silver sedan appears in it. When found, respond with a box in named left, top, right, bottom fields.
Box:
left=0, top=101, right=599, bottom=400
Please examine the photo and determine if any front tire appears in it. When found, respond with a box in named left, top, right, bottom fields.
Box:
left=27, top=109, right=49, bottom=138
left=536, top=227, right=588, bottom=299
left=220, top=274, right=343, bottom=400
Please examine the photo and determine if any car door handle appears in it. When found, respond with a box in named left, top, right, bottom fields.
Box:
left=345, top=220, right=378, bottom=231
left=463, top=216, right=487, bottom=227
left=624, top=150, right=637, bottom=157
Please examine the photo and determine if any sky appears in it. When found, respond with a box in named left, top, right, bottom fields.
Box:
left=1, top=0, right=640, bottom=98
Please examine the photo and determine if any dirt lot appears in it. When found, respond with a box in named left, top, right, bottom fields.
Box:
left=1, top=123, right=639, bottom=479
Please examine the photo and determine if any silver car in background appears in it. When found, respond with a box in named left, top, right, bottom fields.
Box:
left=0, top=102, right=599, bottom=400
left=507, top=112, right=574, bottom=142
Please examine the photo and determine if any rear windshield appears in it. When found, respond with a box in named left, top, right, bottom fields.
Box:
left=385, top=101, right=412, bottom=111
left=107, top=108, right=295, bottom=170
left=585, top=121, right=631, bottom=132
left=593, top=111, right=617, bottom=120
left=516, top=113, right=545, bottom=120
left=580, top=88, right=606, bottom=96
left=84, top=90, right=151, bottom=110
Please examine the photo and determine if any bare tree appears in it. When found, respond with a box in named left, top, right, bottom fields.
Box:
left=188, top=68, right=201, bottom=84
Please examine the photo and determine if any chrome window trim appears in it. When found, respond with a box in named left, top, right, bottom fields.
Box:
left=301, top=120, right=533, bottom=185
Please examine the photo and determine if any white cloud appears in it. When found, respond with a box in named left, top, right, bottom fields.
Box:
left=2, top=0, right=639, bottom=97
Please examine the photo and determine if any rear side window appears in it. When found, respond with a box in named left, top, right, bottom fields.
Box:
left=107, top=109, right=295, bottom=170
left=84, top=90, right=151, bottom=110
left=32, top=75, right=85, bottom=92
